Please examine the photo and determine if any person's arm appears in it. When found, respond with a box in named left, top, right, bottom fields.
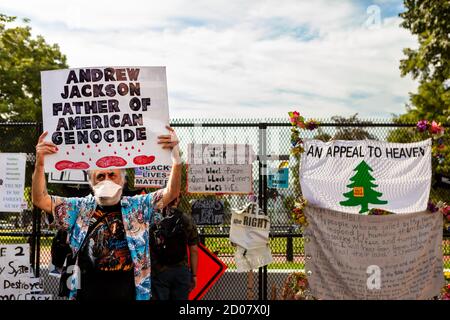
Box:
left=189, top=244, right=198, bottom=291
left=155, top=126, right=182, bottom=209
left=32, top=131, right=57, bottom=213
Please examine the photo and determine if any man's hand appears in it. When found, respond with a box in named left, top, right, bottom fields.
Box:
left=35, top=131, right=58, bottom=167
left=157, top=126, right=181, bottom=165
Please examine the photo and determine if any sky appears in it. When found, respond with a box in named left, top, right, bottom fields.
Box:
left=0, top=0, right=418, bottom=121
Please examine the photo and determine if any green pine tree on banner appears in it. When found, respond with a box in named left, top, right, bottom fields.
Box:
left=339, top=160, right=388, bottom=214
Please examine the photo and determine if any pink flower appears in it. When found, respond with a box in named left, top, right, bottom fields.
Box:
left=293, top=111, right=300, bottom=117
left=429, top=121, right=444, bottom=135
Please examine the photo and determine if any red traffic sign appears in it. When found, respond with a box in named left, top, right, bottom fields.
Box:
left=188, top=243, right=227, bottom=300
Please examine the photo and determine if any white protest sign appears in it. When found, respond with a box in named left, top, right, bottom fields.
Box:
left=187, top=144, right=254, bottom=194
left=48, top=170, right=89, bottom=184
left=229, top=203, right=271, bottom=250
left=303, top=207, right=444, bottom=300
left=0, top=153, right=26, bottom=213
left=229, top=203, right=273, bottom=271
left=134, top=164, right=171, bottom=188
left=300, top=139, right=432, bottom=214
left=41, top=67, right=171, bottom=172
left=0, top=244, right=32, bottom=300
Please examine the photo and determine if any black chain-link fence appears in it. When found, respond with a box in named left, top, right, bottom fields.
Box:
left=0, top=119, right=449, bottom=300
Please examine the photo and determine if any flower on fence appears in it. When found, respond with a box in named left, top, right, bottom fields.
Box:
left=281, top=272, right=315, bottom=300
left=416, top=120, right=446, bottom=163
left=288, top=111, right=319, bottom=131
left=291, top=196, right=308, bottom=226
left=441, top=284, right=450, bottom=300
left=416, top=120, right=428, bottom=133
left=416, top=119, right=445, bottom=136
left=428, top=201, right=450, bottom=232
left=289, top=111, right=319, bottom=159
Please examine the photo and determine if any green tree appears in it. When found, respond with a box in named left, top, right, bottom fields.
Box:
left=0, top=14, right=67, bottom=122
left=393, top=0, right=450, bottom=174
left=331, top=114, right=376, bottom=140
left=340, top=160, right=388, bottom=214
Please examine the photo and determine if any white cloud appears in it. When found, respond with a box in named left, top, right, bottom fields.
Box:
left=0, top=0, right=417, bottom=120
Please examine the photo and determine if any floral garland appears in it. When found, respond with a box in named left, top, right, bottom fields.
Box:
left=416, top=120, right=446, bottom=163
left=289, top=111, right=319, bottom=157
left=288, top=111, right=319, bottom=226
left=291, top=197, right=308, bottom=225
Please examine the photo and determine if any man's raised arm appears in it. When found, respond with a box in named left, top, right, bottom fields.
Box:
left=157, top=126, right=182, bottom=208
left=32, top=131, right=57, bottom=213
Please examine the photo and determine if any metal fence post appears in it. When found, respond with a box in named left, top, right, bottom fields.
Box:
left=34, top=122, right=43, bottom=277
left=258, top=122, right=268, bottom=300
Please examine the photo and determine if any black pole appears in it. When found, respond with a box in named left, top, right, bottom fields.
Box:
left=29, top=207, right=37, bottom=276
left=35, top=122, right=43, bottom=277
left=286, top=226, right=294, bottom=262
left=258, top=123, right=268, bottom=300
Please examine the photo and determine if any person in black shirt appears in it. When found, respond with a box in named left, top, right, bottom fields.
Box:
left=150, top=196, right=199, bottom=300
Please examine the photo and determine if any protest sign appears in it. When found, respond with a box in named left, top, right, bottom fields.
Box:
left=300, top=139, right=432, bottom=214
left=191, top=199, right=224, bottom=225
left=187, top=144, right=254, bottom=194
left=0, top=244, right=32, bottom=300
left=134, top=164, right=171, bottom=188
left=229, top=202, right=273, bottom=271
left=41, top=67, right=171, bottom=172
left=303, top=207, right=444, bottom=300
left=0, top=153, right=26, bottom=213
left=268, top=167, right=289, bottom=189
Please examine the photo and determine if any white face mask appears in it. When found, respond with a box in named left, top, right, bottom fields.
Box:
left=92, top=180, right=123, bottom=206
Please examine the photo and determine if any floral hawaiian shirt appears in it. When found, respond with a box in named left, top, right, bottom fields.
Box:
left=51, top=190, right=163, bottom=300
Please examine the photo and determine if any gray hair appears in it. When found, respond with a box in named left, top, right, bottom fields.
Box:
left=86, top=169, right=127, bottom=186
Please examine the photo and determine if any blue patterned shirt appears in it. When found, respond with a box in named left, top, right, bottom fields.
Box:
left=51, top=190, right=163, bottom=300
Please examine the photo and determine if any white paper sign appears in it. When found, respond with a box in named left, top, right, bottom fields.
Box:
left=187, top=144, right=254, bottom=194
left=41, top=67, right=171, bottom=172
left=134, top=164, right=171, bottom=188
left=0, top=244, right=32, bottom=300
left=300, top=139, right=432, bottom=214
left=0, top=153, right=26, bottom=213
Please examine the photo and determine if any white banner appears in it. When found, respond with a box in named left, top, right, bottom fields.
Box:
left=41, top=67, right=171, bottom=172
left=0, top=153, right=26, bottom=213
left=303, top=207, right=444, bottom=300
left=300, top=139, right=432, bottom=214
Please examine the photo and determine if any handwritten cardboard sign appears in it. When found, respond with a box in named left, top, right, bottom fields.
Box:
left=41, top=67, right=171, bottom=172
left=191, top=199, right=224, bottom=225
left=187, top=144, right=254, bottom=194
left=0, top=244, right=32, bottom=300
left=0, top=153, right=26, bottom=213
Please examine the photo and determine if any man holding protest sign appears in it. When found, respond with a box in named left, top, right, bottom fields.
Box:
left=31, top=125, right=182, bottom=300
